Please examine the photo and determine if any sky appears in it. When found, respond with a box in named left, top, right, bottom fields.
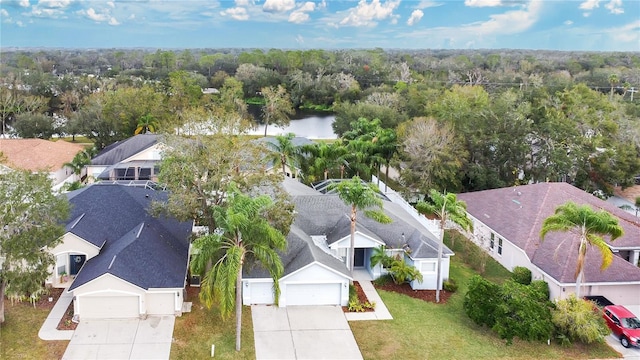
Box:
left=1, top=0, right=639, bottom=51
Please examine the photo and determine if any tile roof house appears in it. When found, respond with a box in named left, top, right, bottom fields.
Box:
left=242, top=178, right=451, bottom=307
left=87, top=134, right=162, bottom=182
left=47, top=183, right=193, bottom=319
left=0, top=138, right=84, bottom=190
left=457, top=182, right=640, bottom=306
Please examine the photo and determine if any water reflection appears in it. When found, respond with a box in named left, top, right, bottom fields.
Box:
left=248, top=115, right=337, bottom=139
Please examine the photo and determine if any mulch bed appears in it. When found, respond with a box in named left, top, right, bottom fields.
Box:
left=342, top=281, right=374, bottom=313
left=374, top=281, right=453, bottom=304
left=56, top=298, right=77, bottom=331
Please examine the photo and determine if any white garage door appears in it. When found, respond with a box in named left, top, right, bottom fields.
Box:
left=80, top=295, right=139, bottom=319
left=247, top=282, right=275, bottom=305
left=286, top=283, right=342, bottom=306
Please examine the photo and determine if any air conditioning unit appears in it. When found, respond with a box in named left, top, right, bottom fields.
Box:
left=190, top=275, right=201, bottom=287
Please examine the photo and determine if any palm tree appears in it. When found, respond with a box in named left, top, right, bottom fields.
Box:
left=609, top=74, right=619, bottom=100
left=416, top=190, right=473, bottom=302
left=330, top=176, right=391, bottom=274
left=540, top=201, right=623, bottom=298
left=300, top=142, right=347, bottom=182
left=264, top=133, right=299, bottom=179
left=190, top=184, right=286, bottom=351
left=261, top=85, right=294, bottom=137
left=63, top=148, right=95, bottom=181
left=134, top=113, right=158, bottom=135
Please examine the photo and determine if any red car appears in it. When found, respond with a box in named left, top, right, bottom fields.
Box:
left=603, top=305, right=640, bottom=348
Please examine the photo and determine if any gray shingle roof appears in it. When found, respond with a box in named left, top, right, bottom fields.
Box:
left=458, top=182, right=640, bottom=284
left=66, top=183, right=192, bottom=290
left=91, top=134, right=159, bottom=166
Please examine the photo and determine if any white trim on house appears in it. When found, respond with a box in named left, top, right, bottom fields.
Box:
left=281, top=261, right=352, bottom=282
left=328, top=231, right=385, bottom=249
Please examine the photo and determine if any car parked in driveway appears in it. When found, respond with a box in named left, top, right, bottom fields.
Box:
left=603, top=305, right=640, bottom=348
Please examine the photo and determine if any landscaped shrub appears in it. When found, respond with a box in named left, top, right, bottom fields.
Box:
left=492, top=280, right=554, bottom=345
left=463, top=275, right=502, bottom=327
left=372, top=273, right=393, bottom=286
left=389, top=258, right=423, bottom=284
left=552, top=295, right=609, bottom=345
left=529, top=280, right=550, bottom=301
left=443, top=278, right=458, bottom=293
left=511, top=266, right=532, bottom=285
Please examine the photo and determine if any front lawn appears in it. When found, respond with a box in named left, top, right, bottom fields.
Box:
left=170, top=287, right=255, bottom=360
left=350, top=243, right=620, bottom=359
left=0, top=297, right=68, bottom=359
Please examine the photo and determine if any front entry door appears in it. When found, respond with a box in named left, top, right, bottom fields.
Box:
left=69, top=254, right=86, bottom=275
left=354, top=248, right=365, bottom=268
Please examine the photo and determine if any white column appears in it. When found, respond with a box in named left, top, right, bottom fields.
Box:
left=631, top=250, right=640, bottom=267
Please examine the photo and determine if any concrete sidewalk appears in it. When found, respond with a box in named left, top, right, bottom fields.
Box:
left=345, top=280, right=393, bottom=321
left=39, top=290, right=75, bottom=341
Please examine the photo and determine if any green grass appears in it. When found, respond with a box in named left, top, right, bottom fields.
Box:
left=170, top=289, right=255, bottom=360
left=0, top=300, right=68, bottom=360
left=350, top=234, right=620, bottom=360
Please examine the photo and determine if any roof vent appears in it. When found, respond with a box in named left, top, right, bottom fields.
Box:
left=70, top=213, right=86, bottom=229
left=108, top=255, right=116, bottom=270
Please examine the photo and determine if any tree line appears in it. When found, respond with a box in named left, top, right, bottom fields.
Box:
left=1, top=48, right=639, bottom=196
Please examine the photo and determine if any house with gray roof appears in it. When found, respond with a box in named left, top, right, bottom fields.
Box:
left=47, top=183, right=193, bottom=319
left=242, top=178, right=452, bottom=307
left=458, top=182, right=640, bottom=306
left=86, top=134, right=162, bottom=182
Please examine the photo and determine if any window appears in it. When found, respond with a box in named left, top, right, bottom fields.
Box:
left=139, top=168, right=152, bottom=180
left=421, top=262, right=436, bottom=272
left=490, top=233, right=495, bottom=250
left=498, top=238, right=503, bottom=255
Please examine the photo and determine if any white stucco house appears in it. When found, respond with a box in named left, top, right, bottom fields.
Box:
left=47, top=183, right=193, bottom=319
left=458, top=182, right=640, bottom=306
left=0, top=138, right=85, bottom=190
left=242, top=178, right=452, bottom=307
left=86, top=134, right=162, bottom=182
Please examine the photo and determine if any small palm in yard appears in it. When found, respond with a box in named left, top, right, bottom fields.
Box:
left=190, top=183, right=286, bottom=351
left=540, top=201, right=623, bottom=298
left=416, top=190, right=473, bottom=302
left=134, top=113, right=158, bottom=135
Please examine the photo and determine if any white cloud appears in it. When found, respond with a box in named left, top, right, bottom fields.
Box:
left=289, top=2, right=316, bottom=24
left=608, top=19, right=639, bottom=43
left=465, top=0, right=503, bottom=7
left=605, top=0, right=623, bottom=14
left=1, top=9, right=8, bottom=17
left=106, top=1, right=115, bottom=8
left=564, top=20, right=573, bottom=25
left=407, top=9, right=423, bottom=26
left=38, top=0, right=72, bottom=8
left=85, top=8, right=109, bottom=22
left=235, top=0, right=252, bottom=6
left=470, top=0, right=542, bottom=34
left=108, top=17, right=119, bottom=25
left=416, top=0, right=442, bottom=9
left=19, top=0, right=30, bottom=7
left=295, top=34, right=304, bottom=44
left=289, top=11, right=309, bottom=23
left=263, top=0, right=295, bottom=13
left=579, top=0, right=600, bottom=10
left=220, top=7, right=249, bottom=20
left=298, top=1, right=316, bottom=12
left=339, top=0, right=401, bottom=27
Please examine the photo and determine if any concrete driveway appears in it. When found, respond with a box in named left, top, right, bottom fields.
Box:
left=62, top=316, right=175, bottom=360
left=252, top=305, right=363, bottom=360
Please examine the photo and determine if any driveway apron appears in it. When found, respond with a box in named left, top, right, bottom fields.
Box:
left=252, top=305, right=363, bottom=360
left=62, top=316, right=175, bottom=360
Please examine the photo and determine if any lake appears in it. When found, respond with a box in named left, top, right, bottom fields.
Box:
left=248, top=114, right=337, bottom=139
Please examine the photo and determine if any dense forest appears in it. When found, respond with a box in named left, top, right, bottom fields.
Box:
left=0, top=48, right=639, bottom=196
